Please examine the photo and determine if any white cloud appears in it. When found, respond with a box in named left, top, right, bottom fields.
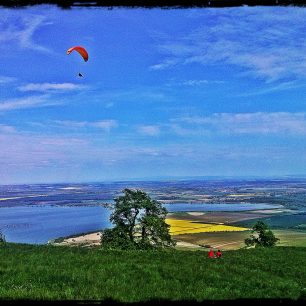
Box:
left=0, top=14, right=52, bottom=52
left=54, top=119, right=118, bottom=132
left=92, top=87, right=170, bottom=105
left=0, top=124, right=16, bottom=133
left=182, top=79, right=209, bottom=86
left=105, top=102, right=114, bottom=108
left=0, top=75, right=16, bottom=84
left=149, top=59, right=179, bottom=71
left=173, top=112, right=306, bottom=136
left=238, top=81, right=306, bottom=97
left=0, top=132, right=89, bottom=171
left=166, top=79, right=225, bottom=87
left=137, top=125, right=160, bottom=136
left=0, top=130, right=169, bottom=176
left=0, top=95, right=55, bottom=112
left=0, top=125, right=305, bottom=183
left=166, top=123, right=203, bottom=137
left=18, top=83, right=86, bottom=92
left=91, top=120, right=118, bottom=131
left=53, top=120, right=88, bottom=129
left=39, top=138, right=88, bottom=146
left=151, top=7, right=306, bottom=82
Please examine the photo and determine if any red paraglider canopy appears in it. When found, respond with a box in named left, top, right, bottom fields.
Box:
left=66, top=46, right=88, bottom=62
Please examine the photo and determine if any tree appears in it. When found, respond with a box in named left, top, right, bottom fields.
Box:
left=245, top=220, right=279, bottom=247
left=101, top=188, right=176, bottom=250
left=0, top=231, right=6, bottom=244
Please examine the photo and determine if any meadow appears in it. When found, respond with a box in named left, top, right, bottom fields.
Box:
left=0, top=243, right=305, bottom=302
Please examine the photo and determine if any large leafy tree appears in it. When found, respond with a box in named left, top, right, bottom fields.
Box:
left=245, top=221, right=279, bottom=247
left=0, top=231, right=6, bottom=244
left=101, top=188, right=176, bottom=250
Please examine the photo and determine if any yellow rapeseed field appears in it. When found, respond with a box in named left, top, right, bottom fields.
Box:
left=166, top=218, right=249, bottom=235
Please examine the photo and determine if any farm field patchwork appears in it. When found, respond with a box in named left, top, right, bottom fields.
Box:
left=166, top=218, right=249, bottom=235
left=173, top=231, right=252, bottom=250
left=52, top=210, right=306, bottom=250
left=167, top=211, right=278, bottom=224
left=167, top=210, right=306, bottom=250
left=172, top=229, right=306, bottom=250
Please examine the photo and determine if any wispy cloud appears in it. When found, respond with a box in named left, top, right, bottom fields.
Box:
left=91, top=120, right=118, bottom=131
left=182, top=80, right=224, bottom=86
left=0, top=95, right=55, bottom=112
left=0, top=75, right=16, bottom=84
left=112, top=88, right=168, bottom=102
left=0, top=125, right=305, bottom=183
left=53, top=120, right=88, bottom=129
left=137, top=125, right=160, bottom=136
left=166, top=79, right=225, bottom=87
left=172, top=112, right=306, bottom=136
left=151, top=7, right=306, bottom=82
left=91, top=87, right=170, bottom=105
left=18, top=83, right=86, bottom=92
left=54, top=119, right=118, bottom=132
left=0, top=130, right=176, bottom=177
left=105, top=102, right=114, bottom=109
left=0, top=124, right=16, bottom=133
left=149, top=59, right=179, bottom=71
left=238, top=81, right=306, bottom=97
left=0, top=14, right=52, bottom=52
left=0, top=132, right=89, bottom=171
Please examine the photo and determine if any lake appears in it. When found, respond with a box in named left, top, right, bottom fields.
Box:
left=0, top=202, right=283, bottom=244
left=0, top=205, right=112, bottom=244
left=164, top=202, right=284, bottom=212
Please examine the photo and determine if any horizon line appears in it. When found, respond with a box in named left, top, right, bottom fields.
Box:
left=1, top=174, right=306, bottom=186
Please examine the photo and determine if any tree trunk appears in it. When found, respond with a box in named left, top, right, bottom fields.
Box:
left=128, top=208, right=139, bottom=242
left=141, top=226, right=146, bottom=242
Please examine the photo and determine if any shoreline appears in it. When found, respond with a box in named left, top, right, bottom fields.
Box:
left=51, top=231, right=102, bottom=247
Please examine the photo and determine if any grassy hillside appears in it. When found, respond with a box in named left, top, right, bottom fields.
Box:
left=0, top=243, right=305, bottom=302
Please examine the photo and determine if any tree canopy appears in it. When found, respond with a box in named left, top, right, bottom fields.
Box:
left=101, top=188, right=176, bottom=250
left=0, top=231, right=6, bottom=244
left=245, top=220, right=279, bottom=248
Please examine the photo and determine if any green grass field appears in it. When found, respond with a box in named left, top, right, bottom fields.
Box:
left=0, top=243, right=305, bottom=301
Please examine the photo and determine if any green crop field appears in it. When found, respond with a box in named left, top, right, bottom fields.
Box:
left=0, top=243, right=305, bottom=302
left=173, top=229, right=306, bottom=250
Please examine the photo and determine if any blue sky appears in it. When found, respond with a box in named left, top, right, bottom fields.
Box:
left=1, top=6, right=306, bottom=184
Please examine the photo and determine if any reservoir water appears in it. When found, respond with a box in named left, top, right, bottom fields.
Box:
left=0, top=202, right=283, bottom=244
left=164, top=202, right=283, bottom=212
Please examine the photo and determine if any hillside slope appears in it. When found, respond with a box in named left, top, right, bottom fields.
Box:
left=0, top=244, right=305, bottom=302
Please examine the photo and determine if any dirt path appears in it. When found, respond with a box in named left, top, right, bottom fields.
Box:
left=213, top=241, right=244, bottom=248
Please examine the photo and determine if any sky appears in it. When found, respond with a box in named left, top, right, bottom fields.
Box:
left=1, top=5, right=306, bottom=184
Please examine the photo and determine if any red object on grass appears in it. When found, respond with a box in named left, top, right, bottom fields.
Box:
left=208, top=249, right=215, bottom=258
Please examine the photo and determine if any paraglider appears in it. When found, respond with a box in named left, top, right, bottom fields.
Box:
left=67, top=46, right=88, bottom=77
left=66, top=46, right=88, bottom=62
